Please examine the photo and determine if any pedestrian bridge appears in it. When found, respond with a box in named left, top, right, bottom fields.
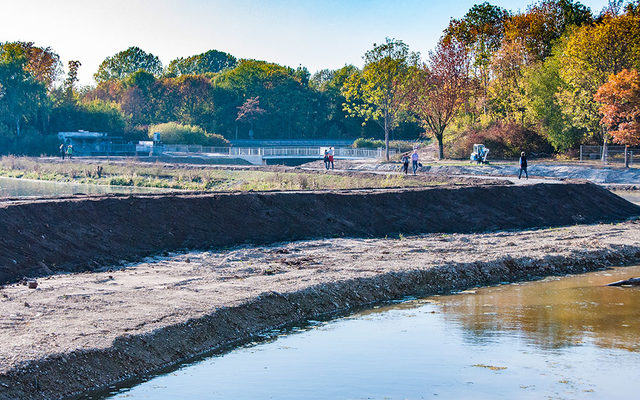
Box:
left=71, top=144, right=397, bottom=165
left=163, top=146, right=395, bottom=165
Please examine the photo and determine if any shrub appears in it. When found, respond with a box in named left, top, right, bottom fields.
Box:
left=446, top=121, right=553, bottom=159
left=109, top=177, right=133, bottom=186
left=148, top=122, right=230, bottom=146
left=49, top=100, right=126, bottom=134
left=389, top=140, right=426, bottom=152
left=352, top=138, right=385, bottom=148
left=353, top=138, right=426, bottom=152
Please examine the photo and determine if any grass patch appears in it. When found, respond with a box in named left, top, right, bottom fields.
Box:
left=0, top=156, right=443, bottom=192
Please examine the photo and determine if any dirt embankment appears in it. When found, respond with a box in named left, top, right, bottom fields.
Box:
left=1, top=222, right=640, bottom=400
left=1, top=183, right=638, bottom=284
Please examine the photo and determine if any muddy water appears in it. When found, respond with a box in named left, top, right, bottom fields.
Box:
left=101, top=266, right=640, bottom=400
left=0, top=176, right=169, bottom=197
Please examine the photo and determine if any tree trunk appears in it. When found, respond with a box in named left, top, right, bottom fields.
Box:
left=437, top=134, right=444, bottom=160
left=384, top=111, right=390, bottom=161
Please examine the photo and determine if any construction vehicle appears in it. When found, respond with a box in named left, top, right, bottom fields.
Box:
left=470, top=144, right=490, bottom=164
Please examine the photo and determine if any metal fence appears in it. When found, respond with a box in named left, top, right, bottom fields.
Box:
left=164, top=145, right=394, bottom=158
left=72, top=144, right=395, bottom=159
left=580, top=145, right=636, bottom=165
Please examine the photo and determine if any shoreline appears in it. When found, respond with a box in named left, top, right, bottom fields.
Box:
left=1, top=222, right=640, bottom=400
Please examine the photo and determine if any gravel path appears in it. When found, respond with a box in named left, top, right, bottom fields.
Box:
left=312, top=159, right=640, bottom=185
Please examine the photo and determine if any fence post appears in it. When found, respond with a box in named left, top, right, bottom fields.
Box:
left=625, top=145, right=629, bottom=168
left=579, top=145, right=583, bottom=162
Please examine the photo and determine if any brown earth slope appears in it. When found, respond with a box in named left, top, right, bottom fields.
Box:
left=1, top=221, right=640, bottom=400
left=1, top=183, right=639, bottom=284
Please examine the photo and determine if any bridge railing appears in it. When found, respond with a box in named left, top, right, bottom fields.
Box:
left=72, top=144, right=396, bottom=159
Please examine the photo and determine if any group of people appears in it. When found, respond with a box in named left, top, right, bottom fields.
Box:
left=401, top=149, right=420, bottom=175
left=399, top=148, right=529, bottom=180
left=59, top=143, right=73, bottom=160
left=323, top=147, right=335, bottom=170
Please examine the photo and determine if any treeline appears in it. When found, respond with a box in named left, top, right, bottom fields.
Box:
left=437, top=0, right=640, bottom=158
left=1, top=0, right=639, bottom=157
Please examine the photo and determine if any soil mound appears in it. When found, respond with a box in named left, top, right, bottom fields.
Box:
left=0, top=183, right=638, bottom=284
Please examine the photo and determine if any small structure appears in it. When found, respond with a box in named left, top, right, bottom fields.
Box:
left=57, top=131, right=109, bottom=154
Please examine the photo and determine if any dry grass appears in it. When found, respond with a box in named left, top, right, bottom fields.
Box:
left=0, top=156, right=440, bottom=192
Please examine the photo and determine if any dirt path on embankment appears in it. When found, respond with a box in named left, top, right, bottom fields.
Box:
left=304, top=159, right=640, bottom=187
left=1, top=221, right=640, bottom=400
left=1, top=183, right=639, bottom=284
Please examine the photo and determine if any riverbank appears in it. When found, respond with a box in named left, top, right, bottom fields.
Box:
left=1, top=221, right=640, bottom=400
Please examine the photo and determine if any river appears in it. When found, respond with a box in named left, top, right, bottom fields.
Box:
left=0, top=176, right=170, bottom=197
left=98, top=265, right=640, bottom=400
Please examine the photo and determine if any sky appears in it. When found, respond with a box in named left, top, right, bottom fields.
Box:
left=1, top=0, right=613, bottom=86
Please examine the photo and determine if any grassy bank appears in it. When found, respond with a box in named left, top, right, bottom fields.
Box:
left=0, top=156, right=438, bottom=192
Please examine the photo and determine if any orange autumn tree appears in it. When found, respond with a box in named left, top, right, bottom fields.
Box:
left=595, top=68, right=640, bottom=146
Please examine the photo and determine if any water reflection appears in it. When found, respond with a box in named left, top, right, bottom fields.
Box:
left=435, top=270, right=640, bottom=352
left=102, top=266, right=640, bottom=400
left=0, top=176, right=169, bottom=197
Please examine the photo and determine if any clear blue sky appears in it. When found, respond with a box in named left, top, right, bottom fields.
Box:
left=1, top=0, right=613, bottom=86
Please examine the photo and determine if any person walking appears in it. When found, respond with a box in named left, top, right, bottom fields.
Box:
left=411, top=149, right=419, bottom=175
left=323, top=150, right=330, bottom=170
left=328, top=147, right=335, bottom=170
left=66, top=145, right=73, bottom=160
left=59, top=143, right=66, bottom=160
left=401, top=153, right=410, bottom=174
left=518, top=151, right=528, bottom=179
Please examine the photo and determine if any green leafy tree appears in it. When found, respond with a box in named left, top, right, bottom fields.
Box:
left=523, top=56, right=581, bottom=151
left=311, top=65, right=366, bottom=137
left=342, top=38, right=419, bottom=160
left=94, top=46, right=163, bottom=82
left=215, top=59, right=319, bottom=139
left=0, top=43, right=47, bottom=136
left=49, top=100, right=125, bottom=134
left=166, top=49, right=237, bottom=77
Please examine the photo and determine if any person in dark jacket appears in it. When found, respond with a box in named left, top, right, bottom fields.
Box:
left=401, top=153, right=410, bottom=174
left=518, top=151, right=528, bottom=179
